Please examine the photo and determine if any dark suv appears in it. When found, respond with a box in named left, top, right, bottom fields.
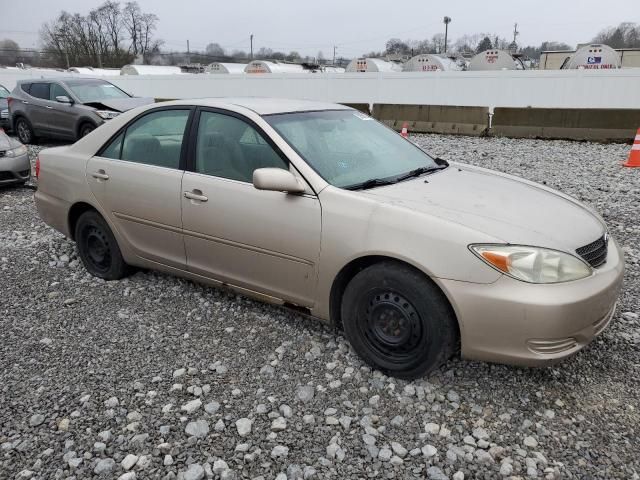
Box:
left=9, top=78, right=153, bottom=144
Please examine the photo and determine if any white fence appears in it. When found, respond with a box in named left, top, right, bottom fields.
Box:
left=1, top=69, right=640, bottom=110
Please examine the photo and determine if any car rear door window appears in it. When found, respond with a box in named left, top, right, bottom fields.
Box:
left=195, top=111, right=287, bottom=182
left=20, top=83, right=31, bottom=95
left=101, top=132, right=124, bottom=160
left=50, top=83, right=71, bottom=101
left=118, top=109, right=190, bottom=169
left=29, top=83, right=50, bottom=100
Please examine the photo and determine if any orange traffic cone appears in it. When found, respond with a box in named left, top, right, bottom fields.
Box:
left=623, top=128, right=640, bottom=167
left=400, top=122, right=409, bottom=138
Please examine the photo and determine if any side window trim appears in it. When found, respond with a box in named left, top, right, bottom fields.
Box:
left=96, top=105, right=195, bottom=171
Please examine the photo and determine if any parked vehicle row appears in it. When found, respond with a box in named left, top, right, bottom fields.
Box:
left=6, top=78, right=153, bottom=144
left=33, top=97, right=624, bottom=378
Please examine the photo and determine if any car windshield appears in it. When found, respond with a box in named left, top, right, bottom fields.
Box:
left=65, top=80, right=130, bottom=103
left=0, top=85, right=9, bottom=98
left=265, top=110, right=440, bottom=189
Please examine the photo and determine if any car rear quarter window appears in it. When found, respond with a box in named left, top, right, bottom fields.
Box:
left=20, top=83, right=31, bottom=95
left=118, top=109, right=190, bottom=169
left=29, top=83, right=50, bottom=100
left=100, top=132, right=124, bottom=160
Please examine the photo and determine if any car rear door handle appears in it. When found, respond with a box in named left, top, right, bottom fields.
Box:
left=45, top=106, right=52, bottom=109
left=91, top=170, right=109, bottom=180
left=184, top=190, right=208, bottom=202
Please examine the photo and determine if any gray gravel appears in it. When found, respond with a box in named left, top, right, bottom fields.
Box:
left=1, top=134, right=639, bottom=479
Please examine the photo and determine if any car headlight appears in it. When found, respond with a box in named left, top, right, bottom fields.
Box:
left=3, top=144, right=28, bottom=157
left=469, top=244, right=592, bottom=284
left=95, top=110, right=120, bottom=120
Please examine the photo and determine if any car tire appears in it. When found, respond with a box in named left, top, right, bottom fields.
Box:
left=341, top=261, right=458, bottom=379
left=75, top=210, right=131, bottom=280
left=79, top=123, right=96, bottom=138
left=15, top=117, right=35, bottom=145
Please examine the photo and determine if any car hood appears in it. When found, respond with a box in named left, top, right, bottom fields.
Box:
left=83, top=97, right=154, bottom=112
left=0, top=131, right=21, bottom=150
left=0, top=98, right=7, bottom=109
left=361, top=163, right=605, bottom=252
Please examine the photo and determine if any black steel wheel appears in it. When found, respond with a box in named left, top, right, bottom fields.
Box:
left=341, top=261, right=457, bottom=379
left=75, top=210, right=131, bottom=280
left=15, top=117, right=35, bottom=144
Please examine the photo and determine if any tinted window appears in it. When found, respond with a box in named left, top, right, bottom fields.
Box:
left=50, top=83, right=71, bottom=101
left=29, top=83, right=50, bottom=100
left=196, top=111, right=287, bottom=182
left=20, top=83, right=31, bottom=94
left=120, top=109, right=190, bottom=169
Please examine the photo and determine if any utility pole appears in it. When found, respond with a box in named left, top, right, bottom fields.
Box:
left=512, top=23, right=519, bottom=44
left=333, top=46, right=337, bottom=65
left=250, top=34, right=254, bottom=60
left=187, top=39, right=190, bottom=64
left=443, top=16, right=452, bottom=53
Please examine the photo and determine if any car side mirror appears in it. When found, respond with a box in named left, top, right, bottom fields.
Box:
left=56, top=95, right=73, bottom=104
left=253, top=168, right=305, bottom=194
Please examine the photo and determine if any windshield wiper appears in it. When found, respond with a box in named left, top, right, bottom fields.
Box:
left=395, top=164, right=448, bottom=182
left=344, top=178, right=397, bottom=191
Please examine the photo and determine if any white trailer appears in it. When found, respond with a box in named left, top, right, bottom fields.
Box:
left=120, top=65, right=185, bottom=75
left=244, top=61, right=307, bottom=74
left=345, top=58, right=403, bottom=73
left=68, top=67, right=121, bottom=76
left=402, top=54, right=462, bottom=72
left=467, top=50, right=525, bottom=71
left=561, top=44, right=621, bottom=70
left=205, top=62, right=247, bottom=74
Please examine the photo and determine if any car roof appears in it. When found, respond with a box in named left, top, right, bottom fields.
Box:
left=178, top=97, right=353, bottom=115
left=17, top=77, right=110, bottom=84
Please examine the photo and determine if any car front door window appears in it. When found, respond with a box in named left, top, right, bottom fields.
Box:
left=195, top=111, right=288, bottom=182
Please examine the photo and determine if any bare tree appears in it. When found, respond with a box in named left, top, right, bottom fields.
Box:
left=0, top=39, right=21, bottom=66
left=40, top=1, right=158, bottom=68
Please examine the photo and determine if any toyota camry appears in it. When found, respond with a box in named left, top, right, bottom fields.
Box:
left=34, top=98, right=624, bottom=378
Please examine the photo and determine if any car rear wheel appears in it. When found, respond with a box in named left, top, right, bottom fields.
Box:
left=75, top=210, right=131, bottom=280
left=15, top=118, right=35, bottom=145
left=79, top=123, right=95, bottom=138
left=341, top=261, right=457, bottom=379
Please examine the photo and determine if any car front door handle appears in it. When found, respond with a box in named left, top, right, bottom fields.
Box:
left=184, top=190, right=208, bottom=202
left=91, top=170, right=109, bottom=180
left=21, top=101, right=29, bottom=105
left=45, top=105, right=52, bottom=109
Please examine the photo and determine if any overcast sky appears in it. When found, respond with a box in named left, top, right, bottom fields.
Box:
left=2, top=0, right=637, bottom=56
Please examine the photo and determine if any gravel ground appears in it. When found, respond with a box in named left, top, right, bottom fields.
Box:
left=1, top=135, right=639, bottom=480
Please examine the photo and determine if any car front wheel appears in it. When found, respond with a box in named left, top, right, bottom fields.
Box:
left=79, top=123, right=95, bottom=138
left=341, top=261, right=458, bottom=379
left=75, top=210, right=131, bottom=280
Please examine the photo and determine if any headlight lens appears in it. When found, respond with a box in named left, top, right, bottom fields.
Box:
left=4, top=144, right=28, bottom=157
left=470, top=244, right=592, bottom=284
left=95, top=110, right=120, bottom=120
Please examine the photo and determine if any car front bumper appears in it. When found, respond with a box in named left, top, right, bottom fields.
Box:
left=439, top=236, right=625, bottom=366
left=0, top=151, right=31, bottom=185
